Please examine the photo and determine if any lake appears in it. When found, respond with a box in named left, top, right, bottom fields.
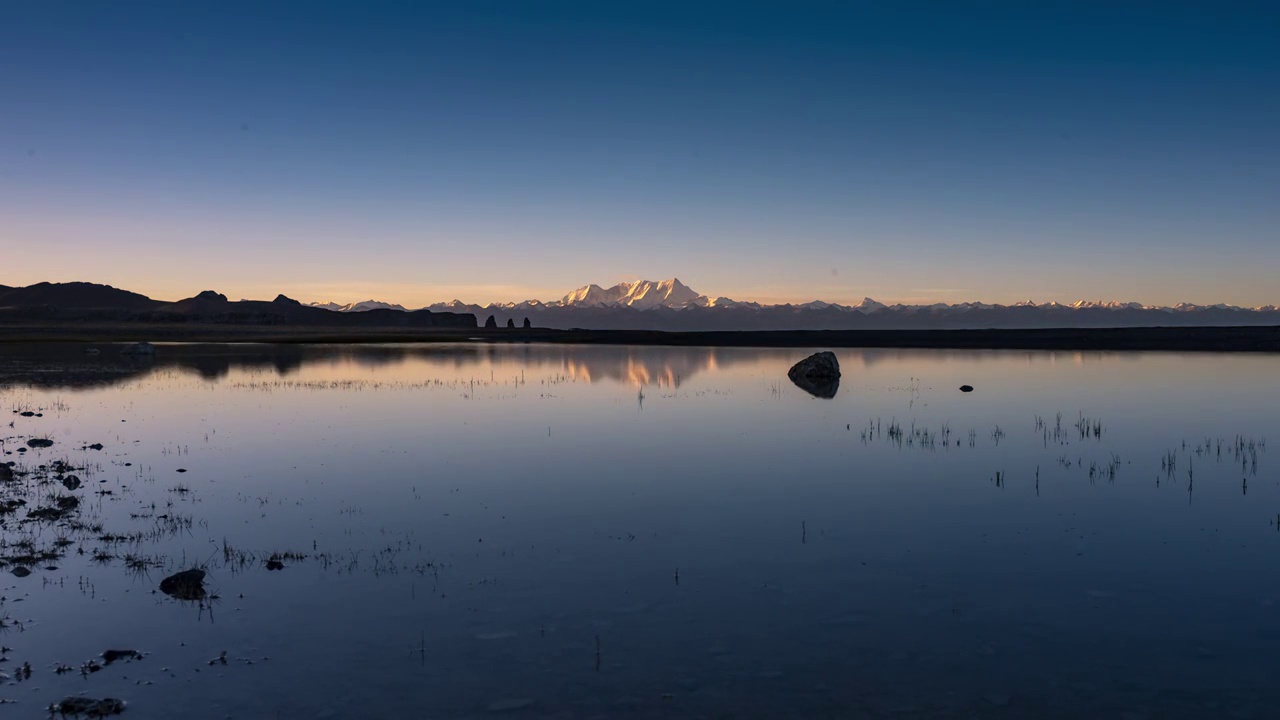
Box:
left=1, top=343, right=1277, bottom=718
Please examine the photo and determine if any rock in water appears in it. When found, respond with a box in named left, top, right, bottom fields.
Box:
left=26, top=496, right=79, bottom=521
left=62, top=475, right=82, bottom=491
left=159, top=569, right=207, bottom=601
left=11, top=566, right=31, bottom=578
left=102, top=649, right=142, bottom=666
left=959, top=385, right=974, bottom=393
left=787, top=351, right=841, bottom=399
left=27, top=438, right=54, bottom=448
left=789, top=351, right=841, bottom=380
left=55, top=697, right=126, bottom=716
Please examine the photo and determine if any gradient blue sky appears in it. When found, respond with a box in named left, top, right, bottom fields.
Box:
left=3, top=1, right=1278, bottom=306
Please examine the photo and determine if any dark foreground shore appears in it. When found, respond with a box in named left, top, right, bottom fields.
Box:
left=2, top=322, right=1279, bottom=351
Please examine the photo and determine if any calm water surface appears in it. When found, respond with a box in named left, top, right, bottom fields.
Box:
left=1, top=343, right=1277, bottom=718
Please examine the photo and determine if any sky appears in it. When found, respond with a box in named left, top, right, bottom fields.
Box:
left=2, top=1, right=1278, bottom=307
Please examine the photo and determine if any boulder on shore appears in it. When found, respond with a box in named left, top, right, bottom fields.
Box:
left=787, top=351, right=841, bottom=399
left=484, top=315, right=498, bottom=329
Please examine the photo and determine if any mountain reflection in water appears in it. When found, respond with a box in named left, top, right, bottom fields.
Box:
left=0, top=342, right=1147, bottom=392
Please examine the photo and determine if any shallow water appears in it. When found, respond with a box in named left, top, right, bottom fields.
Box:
left=1, top=343, right=1277, bottom=718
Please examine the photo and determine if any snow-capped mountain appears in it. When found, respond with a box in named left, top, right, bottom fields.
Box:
left=424, top=299, right=480, bottom=312
left=697, top=296, right=762, bottom=309
left=1069, top=300, right=1150, bottom=310
left=1171, top=302, right=1246, bottom=312
left=308, top=300, right=407, bottom=313
left=559, top=279, right=703, bottom=309
left=795, top=300, right=842, bottom=311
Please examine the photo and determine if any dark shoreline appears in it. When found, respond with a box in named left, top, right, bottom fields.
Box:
left=2, top=322, right=1280, bottom=351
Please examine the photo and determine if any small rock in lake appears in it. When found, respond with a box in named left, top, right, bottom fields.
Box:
left=19, top=411, right=35, bottom=417
left=159, top=569, right=207, bottom=601
left=88, top=443, right=104, bottom=451
left=959, top=385, right=974, bottom=393
left=176, top=468, right=187, bottom=473
left=54, top=696, right=126, bottom=716
left=265, top=558, right=285, bottom=571
left=62, top=475, right=82, bottom=491
left=27, top=438, right=54, bottom=448
left=102, top=649, right=142, bottom=666
left=11, top=567, right=32, bottom=578
left=787, top=351, right=841, bottom=399
left=27, top=496, right=79, bottom=521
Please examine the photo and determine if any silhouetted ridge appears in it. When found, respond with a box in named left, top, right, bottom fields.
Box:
left=0, top=282, right=158, bottom=310
left=0, top=282, right=475, bottom=329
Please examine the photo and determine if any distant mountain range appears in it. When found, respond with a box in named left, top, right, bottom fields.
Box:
left=2, top=279, right=1277, bottom=331
left=306, top=278, right=1280, bottom=331
left=0, top=284, right=475, bottom=328
left=308, top=300, right=409, bottom=313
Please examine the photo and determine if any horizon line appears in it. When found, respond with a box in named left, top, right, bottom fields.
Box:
left=6, top=279, right=1277, bottom=312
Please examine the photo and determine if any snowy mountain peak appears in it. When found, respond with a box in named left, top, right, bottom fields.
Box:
left=560, top=278, right=703, bottom=309
left=309, top=299, right=407, bottom=313
left=699, top=296, right=759, bottom=309
left=1069, top=300, right=1148, bottom=310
